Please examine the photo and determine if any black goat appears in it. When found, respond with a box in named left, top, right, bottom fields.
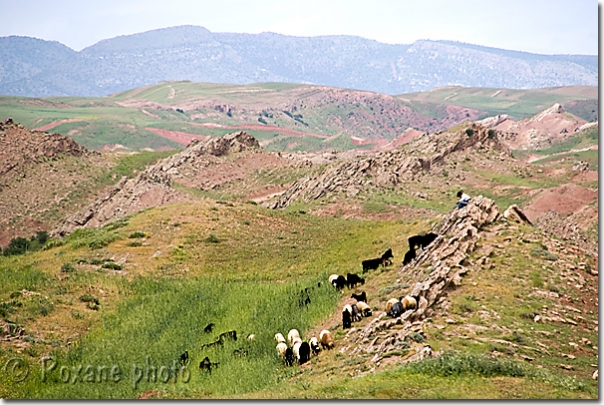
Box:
left=408, top=233, right=438, bottom=251
left=284, top=348, right=295, bottom=366
left=232, top=348, right=248, bottom=358
left=351, top=291, right=367, bottom=303
left=298, top=342, right=311, bottom=365
left=342, top=308, right=352, bottom=329
left=403, top=248, right=416, bottom=265
left=219, top=330, right=237, bottom=343
left=388, top=301, right=404, bottom=318
left=333, top=275, right=347, bottom=290
left=381, top=248, right=394, bottom=261
left=179, top=350, right=189, bottom=366
left=204, top=323, right=215, bottom=333
left=199, top=356, right=219, bottom=373
left=346, top=273, right=365, bottom=289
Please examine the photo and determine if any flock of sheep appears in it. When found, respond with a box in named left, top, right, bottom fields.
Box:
left=196, top=233, right=438, bottom=371
left=274, top=329, right=334, bottom=366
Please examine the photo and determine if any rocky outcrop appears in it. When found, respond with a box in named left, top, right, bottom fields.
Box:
left=0, top=120, right=92, bottom=180
left=52, top=131, right=261, bottom=236
left=344, top=196, right=501, bottom=362
left=271, top=124, right=509, bottom=208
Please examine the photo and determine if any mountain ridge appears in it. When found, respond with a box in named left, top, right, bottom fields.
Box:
left=0, top=25, right=597, bottom=97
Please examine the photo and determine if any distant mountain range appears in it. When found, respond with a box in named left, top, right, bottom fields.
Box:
left=0, top=25, right=598, bottom=97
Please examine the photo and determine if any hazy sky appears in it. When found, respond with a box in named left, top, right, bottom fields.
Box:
left=0, top=0, right=598, bottom=55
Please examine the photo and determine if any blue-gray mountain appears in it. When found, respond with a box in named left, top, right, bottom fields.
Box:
left=0, top=25, right=597, bottom=97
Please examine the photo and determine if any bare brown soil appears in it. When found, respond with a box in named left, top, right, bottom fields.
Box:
left=145, top=127, right=209, bottom=146
left=522, top=183, right=598, bottom=222
left=33, top=119, right=84, bottom=132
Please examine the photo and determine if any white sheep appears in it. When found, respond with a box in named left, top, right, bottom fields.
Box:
left=275, top=333, right=286, bottom=344
left=401, top=295, right=417, bottom=311
left=319, top=329, right=334, bottom=349
left=276, top=342, right=288, bottom=357
left=287, top=329, right=301, bottom=347
left=292, top=340, right=302, bottom=360
left=356, top=301, right=372, bottom=317
left=328, top=274, right=339, bottom=285
left=385, top=297, right=399, bottom=314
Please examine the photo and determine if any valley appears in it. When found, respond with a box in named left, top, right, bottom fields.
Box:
left=0, top=83, right=598, bottom=399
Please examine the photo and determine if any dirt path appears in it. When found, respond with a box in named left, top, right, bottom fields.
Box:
left=33, top=119, right=83, bottom=132
left=527, top=144, right=599, bottom=163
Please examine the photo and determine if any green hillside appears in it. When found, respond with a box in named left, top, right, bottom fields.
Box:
left=398, top=86, right=598, bottom=120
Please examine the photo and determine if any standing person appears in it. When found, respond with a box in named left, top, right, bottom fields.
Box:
left=456, top=190, right=471, bottom=209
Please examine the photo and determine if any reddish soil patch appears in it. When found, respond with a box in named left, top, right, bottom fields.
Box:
left=145, top=128, right=209, bottom=146
left=192, top=123, right=328, bottom=139
left=33, top=119, right=83, bottom=132
left=522, top=183, right=598, bottom=222
left=0, top=217, right=48, bottom=247
left=380, top=128, right=424, bottom=150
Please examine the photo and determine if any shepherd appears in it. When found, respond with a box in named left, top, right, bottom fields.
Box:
left=456, top=190, right=471, bottom=209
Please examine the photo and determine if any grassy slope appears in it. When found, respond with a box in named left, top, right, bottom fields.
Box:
left=398, top=86, right=598, bottom=120
left=3, top=83, right=596, bottom=153
left=0, top=193, right=598, bottom=399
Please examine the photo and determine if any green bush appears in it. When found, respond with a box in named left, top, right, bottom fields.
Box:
left=3, top=237, right=30, bottom=256
left=465, top=128, right=474, bottom=137
left=60, top=263, right=76, bottom=273
left=403, top=351, right=526, bottom=378
left=79, top=293, right=100, bottom=306
left=101, top=262, right=122, bottom=270
left=205, top=234, right=220, bottom=243
left=128, top=231, right=147, bottom=239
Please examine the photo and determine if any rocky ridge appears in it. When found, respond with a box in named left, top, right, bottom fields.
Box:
left=342, top=196, right=503, bottom=362
left=52, top=131, right=264, bottom=236
left=270, top=124, right=510, bottom=208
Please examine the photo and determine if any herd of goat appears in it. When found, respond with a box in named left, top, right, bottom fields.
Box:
left=181, top=232, right=438, bottom=372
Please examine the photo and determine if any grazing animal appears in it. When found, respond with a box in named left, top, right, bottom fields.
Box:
left=401, top=295, right=417, bottom=311
left=408, top=233, right=438, bottom=251
left=298, top=342, right=311, bottom=364
left=309, top=337, right=321, bottom=355
left=204, top=323, right=215, bottom=333
left=199, top=356, right=219, bottom=373
left=342, top=306, right=352, bottom=329
left=389, top=301, right=403, bottom=317
left=385, top=298, right=400, bottom=314
left=292, top=341, right=302, bottom=361
left=317, top=281, right=323, bottom=287
left=381, top=248, right=394, bottom=261
left=351, top=304, right=362, bottom=322
left=356, top=301, right=372, bottom=317
left=284, top=348, right=295, bottom=366
left=233, top=348, right=248, bottom=357
left=346, top=273, right=365, bottom=289
left=275, top=333, right=286, bottom=344
left=403, top=248, right=416, bottom=265
left=219, top=330, right=237, bottom=343
left=330, top=275, right=346, bottom=290
left=291, top=336, right=302, bottom=348
left=247, top=334, right=255, bottom=341
left=276, top=342, right=288, bottom=358
left=328, top=274, right=339, bottom=285
left=351, top=291, right=367, bottom=303
left=319, top=329, right=334, bottom=349
left=362, top=257, right=383, bottom=273
left=179, top=350, right=189, bottom=366
left=288, top=329, right=301, bottom=347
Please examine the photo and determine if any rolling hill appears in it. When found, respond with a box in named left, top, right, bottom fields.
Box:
left=0, top=82, right=597, bottom=153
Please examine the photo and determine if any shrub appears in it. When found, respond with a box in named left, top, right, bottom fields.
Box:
left=465, top=128, right=474, bottom=137
left=129, top=231, right=147, bottom=239
left=3, top=237, right=30, bottom=256
left=530, top=246, right=558, bottom=261
left=403, top=351, right=526, bottom=378
left=79, top=293, right=100, bottom=306
left=205, top=234, right=220, bottom=243
left=61, top=263, right=76, bottom=273
left=102, top=262, right=122, bottom=270
left=487, top=129, right=496, bottom=138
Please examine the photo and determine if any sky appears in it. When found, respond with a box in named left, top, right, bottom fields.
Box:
left=0, top=0, right=598, bottom=55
